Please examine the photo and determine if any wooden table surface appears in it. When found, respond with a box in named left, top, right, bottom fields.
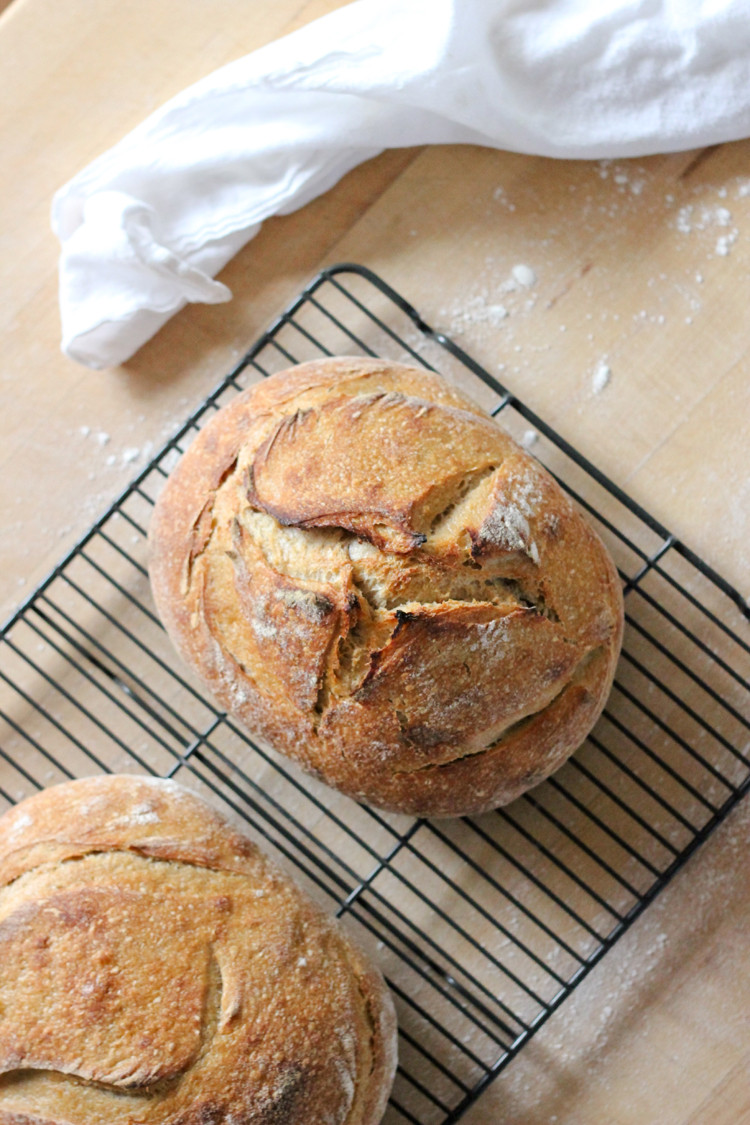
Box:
left=2, top=1, right=750, bottom=1122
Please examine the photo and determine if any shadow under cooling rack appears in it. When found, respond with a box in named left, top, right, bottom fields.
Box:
left=2, top=264, right=750, bottom=1124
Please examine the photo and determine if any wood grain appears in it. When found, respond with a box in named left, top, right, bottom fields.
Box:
left=1, top=0, right=749, bottom=1122
left=685, top=1054, right=750, bottom=1125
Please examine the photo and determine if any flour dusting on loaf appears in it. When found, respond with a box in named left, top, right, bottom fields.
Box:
left=149, top=358, right=624, bottom=817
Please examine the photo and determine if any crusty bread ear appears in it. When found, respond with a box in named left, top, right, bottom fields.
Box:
left=149, top=358, right=623, bottom=817
left=0, top=775, right=397, bottom=1125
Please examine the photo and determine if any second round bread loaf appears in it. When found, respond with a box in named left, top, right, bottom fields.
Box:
left=0, top=776, right=397, bottom=1124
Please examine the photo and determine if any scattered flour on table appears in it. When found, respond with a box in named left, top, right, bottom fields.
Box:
left=675, top=203, right=732, bottom=233
left=716, top=229, right=739, bottom=256
left=708, top=205, right=731, bottom=226
left=484, top=799, right=750, bottom=1124
left=512, top=263, right=537, bottom=288
left=597, top=159, right=646, bottom=196
left=592, top=359, right=611, bottom=394
left=77, top=421, right=154, bottom=470
left=444, top=264, right=538, bottom=336
left=492, top=185, right=516, bottom=211
left=674, top=200, right=741, bottom=256
left=447, top=295, right=509, bottom=332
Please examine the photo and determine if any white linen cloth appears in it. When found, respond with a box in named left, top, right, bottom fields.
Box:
left=53, top=0, right=750, bottom=368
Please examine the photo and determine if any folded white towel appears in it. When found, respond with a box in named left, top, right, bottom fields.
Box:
left=53, top=0, right=750, bottom=368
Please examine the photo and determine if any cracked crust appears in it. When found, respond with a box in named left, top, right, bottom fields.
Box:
left=149, top=358, right=624, bottom=817
left=0, top=776, right=397, bottom=1125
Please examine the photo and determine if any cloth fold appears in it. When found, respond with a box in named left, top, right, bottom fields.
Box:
left=54, top=0, right=750, bottom=368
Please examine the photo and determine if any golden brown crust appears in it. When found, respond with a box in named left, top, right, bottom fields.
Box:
left=149, top=358, right=624, bottom=817
left=0, top=776, right=397, bottom=1125
left=247, top=390, right=505, bottom=552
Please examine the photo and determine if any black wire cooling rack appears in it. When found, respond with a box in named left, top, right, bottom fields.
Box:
left=2, top=264, right=750, bottom=1123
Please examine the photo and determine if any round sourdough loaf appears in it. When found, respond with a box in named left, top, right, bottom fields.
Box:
left=0, top=776, right=397, bottom=1125
left=149, top=358, right=623, bottom=817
